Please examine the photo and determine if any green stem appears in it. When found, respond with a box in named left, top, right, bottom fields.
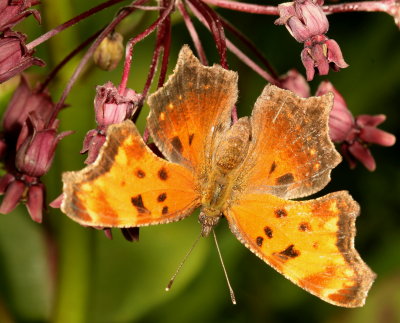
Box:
left=52, top=218, right=92, bottom=323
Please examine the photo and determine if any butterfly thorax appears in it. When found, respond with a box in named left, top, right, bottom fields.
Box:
left=199, top=118, right=252, bottom=236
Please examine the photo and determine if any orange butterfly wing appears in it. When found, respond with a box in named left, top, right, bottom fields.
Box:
left=225, top=192, right=375, bottom=307
left=147, top=46, right=238, bottom=173
left=61, top=120, right=200, bottom=227
left=238, top=85, right=341, bottom=199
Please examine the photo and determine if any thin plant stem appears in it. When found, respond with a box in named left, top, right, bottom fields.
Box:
left=322, top=1, right=395, bottom=15
left=38, top=30, right=102, bottom=92
left=187, top=1, right=274, bottom=83
left=201, top=0, right=278, bottom=15
left=118, top=0, right=175, bottom=93
left=157, top=15, right=172, bottom=88
left=47, top=0, right=150, bottom=128
left=188, top=0, right=228, bottom=69
left=219, top=17, right=280, bottom=82
left=202, top=0, right=397, bottom=17
left=178, top=1, right=208, bottom=65
left=27, top=0, right=128, bottom=50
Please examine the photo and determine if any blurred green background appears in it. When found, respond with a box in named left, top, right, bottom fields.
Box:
left=0, top=1, right=399, bottom=322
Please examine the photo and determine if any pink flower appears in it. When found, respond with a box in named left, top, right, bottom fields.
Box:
left=0, top=31, right=44, bottom=84
left=275, top=0, right=348, bottom=80
left=279, top=69, right=310, bottom=97
left=301, top=35, right=348, bottom=81
left=94, top=82, right=141, bottom=127
left=15, top=113, right=72, bottom=177
left=0, top=0, right=41, bottom=31
left=81, top=82, right=142, bottom=164
left=275, top=0, right=328, bottom=42
left=316, top=81, right=396, bottom=171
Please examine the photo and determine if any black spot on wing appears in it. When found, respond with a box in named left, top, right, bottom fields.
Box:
left=171, top=136, right=183, bottom=153
left=157, top=193, right=167, bottom=202
left=276, top=173, right=294, bottom=185
left=188, top=133, right=194, bottom=145
left=277, top=244, right=300, bottom=261
left=275, top=209, right=287, bottom=218
left=136, top=169, right=146, bottom=178
left=269, top=161, right=277, bottom=175
left=158, top=167, right=168, bottom=181
left=131, top=194, right=150, bottom=214
left=256, top=236, right=264, bottom=247
left=264, top=226, right=273, bottom=238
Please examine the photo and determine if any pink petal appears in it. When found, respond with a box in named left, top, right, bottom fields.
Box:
left=49, top=193, right=63, bottom=208
left=348, top=141, right=376, bottom=171
left=0, top=180, right=25, bottom=213
left=301, top=47, right=315, bottom=81
left=360, top=126, right=396, bottom=147
left=0, top=174, right=15, bottom=194
left=356, top=114, right=386, bottom=127
left=26, top=184, right=44, bottom=223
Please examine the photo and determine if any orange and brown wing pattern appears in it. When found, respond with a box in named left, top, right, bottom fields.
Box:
left=225, top=191, right=375, bottom=307
left=147, top=45, right=238, bottom=173
left=62, top=120, right=200, bottom=227
left=239, top=85, right=341, bottom=199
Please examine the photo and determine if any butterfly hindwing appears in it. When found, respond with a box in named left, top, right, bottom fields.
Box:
left=238, top=85, right=341, bottom=199
left=62, top=120, right=200, bottom=227
left=147, top=46, right=238, bottom=173
left=225, top=191, right=376, bottom=307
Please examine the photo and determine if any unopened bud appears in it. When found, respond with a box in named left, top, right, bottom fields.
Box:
left=93, top=31, right=124, bottom=71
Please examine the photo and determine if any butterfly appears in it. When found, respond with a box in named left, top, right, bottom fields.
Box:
left=61, top=45, right=375, bottom=307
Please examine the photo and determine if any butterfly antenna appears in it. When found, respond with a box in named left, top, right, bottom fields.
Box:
left=165, top=232, right=202, bottom=291
left=213, top=230, right=237, bottom=305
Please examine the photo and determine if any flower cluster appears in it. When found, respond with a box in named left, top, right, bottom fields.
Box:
left=0, top=77, right=71, bottom=222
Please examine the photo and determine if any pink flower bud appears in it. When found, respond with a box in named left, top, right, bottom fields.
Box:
left=94, top=82, right=141, bottom=127
left=2, top=76, right=54, bottom=137
left=15, top=113, right=72, bottom=177
left=279, top=69, right=310, bottom=98
left=0, top=31, right=44, bottom=84
left=0, top=0, right=41, bottom=31
left=275, top=0, right=328, bottom=42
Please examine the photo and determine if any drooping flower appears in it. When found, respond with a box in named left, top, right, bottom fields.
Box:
left=0, top=31, right=44, bottom=84
left=275, top=0, right=348, bottom=80
left=81, top=82, right=142, bottom=164
left=316, top=81, right=396, bottom=171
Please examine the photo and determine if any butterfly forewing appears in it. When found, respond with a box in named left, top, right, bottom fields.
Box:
left=237, top=85, right=341, bottom=199
left=62, top=121, right=200, bottom=227
left=147, top=45, right=238, bottom=174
